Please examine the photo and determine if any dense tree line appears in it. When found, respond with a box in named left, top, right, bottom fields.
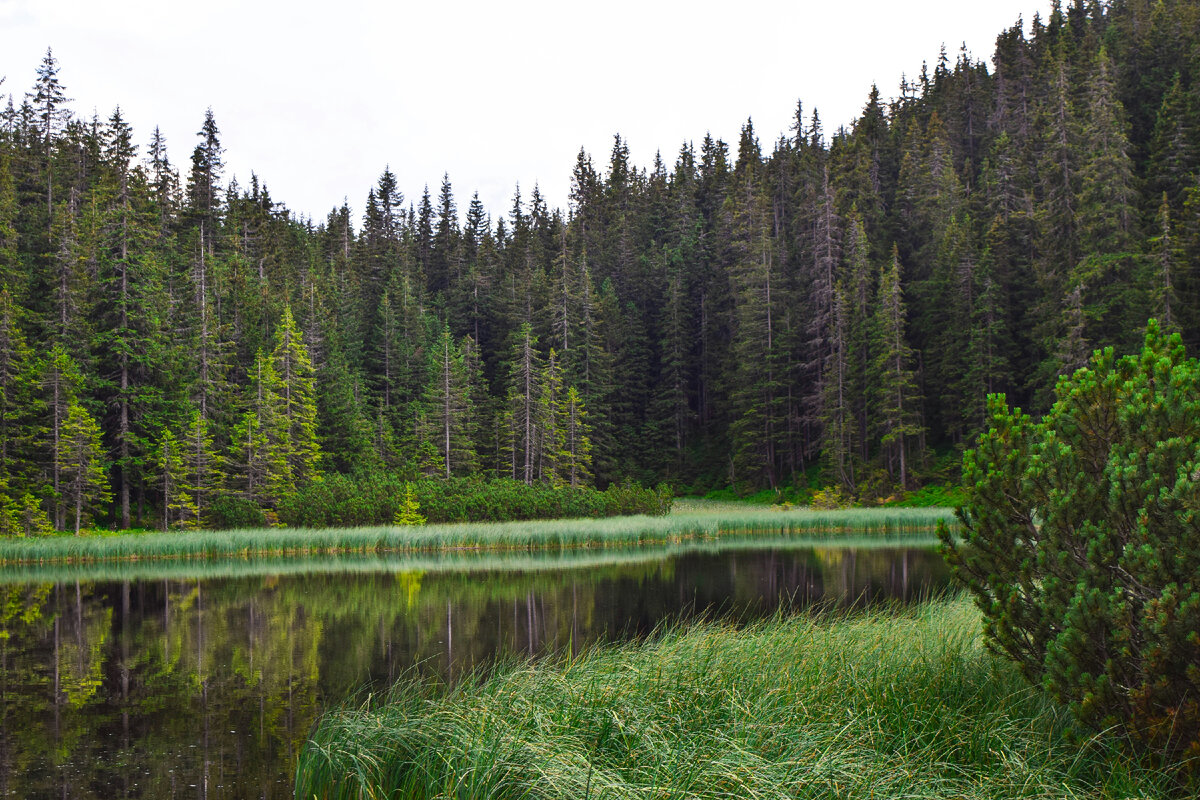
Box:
left=1, top=0, right=1199, bottom=531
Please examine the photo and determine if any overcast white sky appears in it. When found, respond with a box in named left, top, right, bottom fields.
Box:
left=1, top=0, right=1051, bottom=225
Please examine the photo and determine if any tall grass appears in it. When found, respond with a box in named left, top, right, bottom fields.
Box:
left=296, top=598, right=1183, bottom=800
left=0, top=534, right=942, bottom=585
left=0, top=507, right=954, bottom=566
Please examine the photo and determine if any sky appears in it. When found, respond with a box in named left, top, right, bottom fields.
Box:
left=0, top=0, right=1052, bottom=225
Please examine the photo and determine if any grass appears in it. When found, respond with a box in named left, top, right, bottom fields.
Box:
left=0, top=533, right=942, bottom=585
left=295, top=598, right=1185, bottom=800
left=0, top=506, right=954, bottom=566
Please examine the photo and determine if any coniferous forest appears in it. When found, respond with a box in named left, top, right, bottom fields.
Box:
left=2, top=0, right=1200, bottom=533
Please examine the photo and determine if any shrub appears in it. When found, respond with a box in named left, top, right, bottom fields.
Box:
left=942, top=321, right=1200, bottom=762
left=276, top=476, right=672, bottom=528
left=208, top=495, right=269, bottom=530
left=810, top=485, right=851, bottom=510
left=393, top=484, right=426, bottom=526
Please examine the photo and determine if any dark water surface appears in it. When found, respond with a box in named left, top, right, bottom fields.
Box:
left=0, top=544, right=949, bottom=799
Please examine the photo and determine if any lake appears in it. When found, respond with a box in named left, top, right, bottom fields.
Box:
left=0, top=542, right=949, bottom=799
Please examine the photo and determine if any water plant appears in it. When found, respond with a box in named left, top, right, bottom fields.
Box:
left=0, top=506, right=954, bottom=566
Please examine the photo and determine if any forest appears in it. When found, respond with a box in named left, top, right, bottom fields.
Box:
left=1, top=0, right=1199, bottom=533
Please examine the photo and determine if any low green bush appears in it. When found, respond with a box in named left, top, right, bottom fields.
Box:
left=276, top=476, right=671, bottom=527
left=884, top=483, right=965, bottom=508
left=208, top=495, right=269, bottom=530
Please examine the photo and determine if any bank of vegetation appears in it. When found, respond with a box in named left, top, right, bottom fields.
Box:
left=296, top=597, right=1183, bottom=799
left=274, top=476, right=671, bottom=527
left=0, top=506, right=951, bottom=565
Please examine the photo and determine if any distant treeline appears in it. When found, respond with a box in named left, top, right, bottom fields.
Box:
left=1, top=0, right=1199, bottom=532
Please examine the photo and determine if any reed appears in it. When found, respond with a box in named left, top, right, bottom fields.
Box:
left=0, top=532, right=943, bottom=584
left=0, top=506, right=954, bottom=566
left=296, top=598, right=1184, bottom=799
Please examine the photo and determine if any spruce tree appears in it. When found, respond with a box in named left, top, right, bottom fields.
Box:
left=727, top=164, right=786, bottom=487
left=180, top=409, right=222, bottom=527
left=1149, top=194, right=1180, bottom=332
left=560, top=386, right=593, bottom=488
left=535, top=349, right=566, bottom=485
left=154, top=428, right=195, bottom=529
left=419, top=324, right=476, bottom=478
left=27, top=48, right=70, bottom=234
left=870, top=246, right=921, bottom=489
left=42, top=344, right=85, bottom=530
left=502, top=322, right=543, bottom=484
left=1071, top=47, right=1140, bottom=350
left=0, top=289, right=44, bottom=500
left=271, top=305, right=321, bottom=485
left=60, top=400, right=109, bottom=533
left=228, top=351, right=288, bottom=507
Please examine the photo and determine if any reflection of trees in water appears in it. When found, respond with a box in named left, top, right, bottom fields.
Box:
left=0, top=546, right=948, bottom=799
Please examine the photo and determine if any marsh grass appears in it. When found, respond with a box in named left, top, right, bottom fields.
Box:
left=296, top=598, right=1182, bottom=800
left=0, top=506, right=953, bottom=566
left=0, top=533, right=942, bottom=584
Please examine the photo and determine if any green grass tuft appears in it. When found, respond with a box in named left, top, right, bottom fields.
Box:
left=296, top=598, right=1186, bottom=799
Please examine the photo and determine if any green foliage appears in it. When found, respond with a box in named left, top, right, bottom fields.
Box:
left=60, top=401, right=111, bottom=534
left=809, top=485, right=852, bottom=510
left=944, top=321, right=1200, bottom=763
left=298, top=599, right=1179, bottom=800
left=5, top=6, right=1200, bottom=533
left=277, top=475, right=671, bottom=527
left=153, top=428, right=195, bottom=529
left=0, top=482, right=52, bottom=538
left=206, top=495, right=268, bottom=530
left=884, top=483, right=965, bottom=508
left=271, top=305, right=322, bottom=484
left=392, top=484, right=426, bottom=526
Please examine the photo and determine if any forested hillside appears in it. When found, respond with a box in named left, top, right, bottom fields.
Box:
left=1, top=0, right=1199, bottom=532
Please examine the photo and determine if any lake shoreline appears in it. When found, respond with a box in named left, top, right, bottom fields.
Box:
left=0, top=506, right=955, bottom=566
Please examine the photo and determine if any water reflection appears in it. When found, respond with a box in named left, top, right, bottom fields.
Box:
left=0, top=545, right=948, bottom=799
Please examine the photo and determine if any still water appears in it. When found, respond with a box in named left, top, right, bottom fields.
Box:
left=0, top=543, right=949, bottom=799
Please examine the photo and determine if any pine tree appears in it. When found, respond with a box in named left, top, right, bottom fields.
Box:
left=0, top=289, right=44, bottom=500
left=1149, top=194, right=1180, bottom=332
left=560, top=386, right=593, bottom=488
left=419, top=324, right=476, bottom=478
left=146, top=125, right=178, bottom=231
left=271, top=306, right=321, bottom=485
left=502, top=323, right=543, bottom=484
left=727, top=161, right=786, bottom=488
left=821, top=281, right=854, bottom=492
left=393, top=484, right=425, bottom=526
left=0, top=145, right=21, bottom=296
left=60, top=400, right=109, bottom=534
left=42, top=344, right=85, bottom=530
left=154, top=428, right=195, bottom=529
left=1071, top=46, right=1140, bottom=350
left=871, top=246, right=921, bottom=489
left=27, top=48, right=71, bottom=233
left=802, top=166, right=841, bottom=465
left=839, top=210, right=874, bottom=467
left=187, top=108, right=223, bottom=245
left=227, top=351, right=288, bottom=507
left=535, top=349, right=566, bottom=485
left=1146, top=73, right=1198, bottom=211
left=92, top=105, right=169, bottom=530
left=430, top=173, right=458, bottom=296
left=0, top=482, right=53, bottom=537
left=180, top=409, right=222, bottom=527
